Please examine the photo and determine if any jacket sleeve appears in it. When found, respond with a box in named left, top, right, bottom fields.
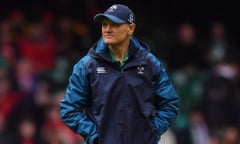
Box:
left=152, top=61, right=179, bottom=141
left=59, top=59, right=98, bottom=144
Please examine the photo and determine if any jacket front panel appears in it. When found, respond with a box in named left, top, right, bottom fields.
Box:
left=85, top=50, right=157, bottom=144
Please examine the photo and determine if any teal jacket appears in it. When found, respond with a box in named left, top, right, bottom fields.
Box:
left=60, top=37, right=179, bottom=144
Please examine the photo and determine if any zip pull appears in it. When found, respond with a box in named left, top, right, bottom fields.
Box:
left=121, top=69, right=124, bottom=75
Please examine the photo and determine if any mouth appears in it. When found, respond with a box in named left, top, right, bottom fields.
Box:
left=104, top=35, right=113, bottom=38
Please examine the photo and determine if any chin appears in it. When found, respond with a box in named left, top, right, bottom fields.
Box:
left=103, top=40, right=115, bottom=45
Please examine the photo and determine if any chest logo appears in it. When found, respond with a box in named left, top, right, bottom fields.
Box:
left=137, top=66, right=144, bottom=74
left=96, top=67, right=106, bottom=73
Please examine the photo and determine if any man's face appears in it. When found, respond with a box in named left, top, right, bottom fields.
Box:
left=101, top=18, right=134, bottom=46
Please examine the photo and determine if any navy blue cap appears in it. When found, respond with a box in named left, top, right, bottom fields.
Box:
left=94, top=4, right=135, bottom=24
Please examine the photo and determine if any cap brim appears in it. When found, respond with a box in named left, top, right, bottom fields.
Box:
left=93, top=13, right=126, bottom=24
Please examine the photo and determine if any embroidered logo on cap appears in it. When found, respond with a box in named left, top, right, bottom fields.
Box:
left=128, top=14, right=134, bottom=23
left=107, top=5, right=117, bottom=12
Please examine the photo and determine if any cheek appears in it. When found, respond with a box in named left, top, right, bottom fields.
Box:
left=117, top=32, right=129, bottom=41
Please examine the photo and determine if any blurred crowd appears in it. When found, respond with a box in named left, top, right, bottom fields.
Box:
left=0, top=1, right=240, bottom=144
left=159, top=21, right=240, bottom=144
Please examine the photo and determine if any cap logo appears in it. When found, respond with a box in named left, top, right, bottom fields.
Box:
left=107, top=5, right=118, bottom=12
left=128, top=14, right=134, bottom=23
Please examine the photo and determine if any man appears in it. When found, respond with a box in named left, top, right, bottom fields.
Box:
left=60, top=4, right=179, bottom=144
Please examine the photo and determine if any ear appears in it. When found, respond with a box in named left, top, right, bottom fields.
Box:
left=128, top=23, right=136, bottom=35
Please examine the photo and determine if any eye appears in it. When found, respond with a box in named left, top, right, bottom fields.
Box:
left=102, top=22, right=121, bottom=28
left=112, top=23, right=121, bottom=27
left=102, top=22, right=107, bottom=27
